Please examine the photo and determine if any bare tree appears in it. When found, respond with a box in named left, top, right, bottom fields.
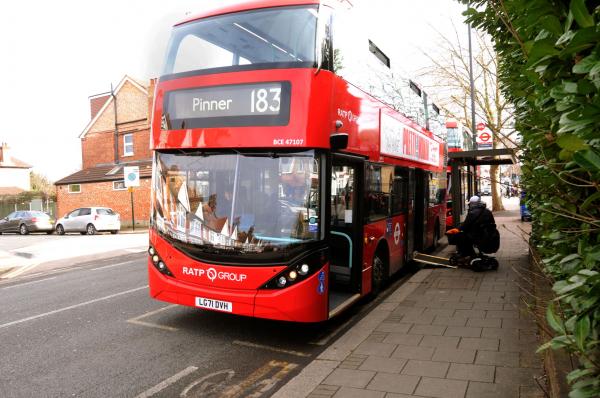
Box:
left=417, top=26, right=519, bottom=211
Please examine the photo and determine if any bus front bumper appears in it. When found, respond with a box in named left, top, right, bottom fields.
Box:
left=148, top=261, right=329, bottom=323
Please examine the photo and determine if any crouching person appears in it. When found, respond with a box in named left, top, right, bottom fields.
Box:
left=448, top=195, right=497, bottom=262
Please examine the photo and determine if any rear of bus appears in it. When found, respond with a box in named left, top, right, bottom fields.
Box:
left=148, top=1, right=334, bottom=322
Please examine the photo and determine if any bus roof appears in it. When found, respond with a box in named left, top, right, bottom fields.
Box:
left=176, top=0, right=321, bottom=26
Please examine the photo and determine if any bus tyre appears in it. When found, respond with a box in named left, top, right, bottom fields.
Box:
left=86, top=224, right=96, bottom=235
left=371, top=253, right=386, bottom=296
left=56, top=225, right=65, bottom=235
left=19, top=224, right=29, bottom=235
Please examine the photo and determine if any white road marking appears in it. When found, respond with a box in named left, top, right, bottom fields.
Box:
left=232, top=340, right=310, bottom=358
left=126, top=304, right=179, bottom=332
left=91, top=260, right=140, bottom=271
left=0, top=285, right=148, bottom=330
left=135, top=366, right=198, bottom=398
left=3, top=276, right=57, bottom=290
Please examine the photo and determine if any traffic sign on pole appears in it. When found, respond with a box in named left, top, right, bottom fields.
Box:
left=124, top=166, right=140, bottom=187
left=476, top=127, right=493, bottom=149
left=123, top=166, right=139, bottom=230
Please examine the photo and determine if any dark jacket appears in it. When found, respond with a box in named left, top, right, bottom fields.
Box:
left=460, top=203, right=495, bottom=240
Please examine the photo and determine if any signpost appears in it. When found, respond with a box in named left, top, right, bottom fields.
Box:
left=476, top=124, right=493, bottom=149
left=123, top=166, right=140, bottom=231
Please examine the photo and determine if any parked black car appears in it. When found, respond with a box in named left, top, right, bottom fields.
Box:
left=0, top=211, right=55, bottom=235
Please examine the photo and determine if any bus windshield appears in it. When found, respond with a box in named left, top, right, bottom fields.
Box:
left=162, top=5, right=318, bottom=76
left=152, top=150, right=322, bottom=263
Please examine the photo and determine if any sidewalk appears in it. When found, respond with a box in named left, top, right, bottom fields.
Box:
left=0, top=250, right=32, bottom=277
left=275, top=201, right=544, bottom=398
left=0, top=232, right=148, bottom=278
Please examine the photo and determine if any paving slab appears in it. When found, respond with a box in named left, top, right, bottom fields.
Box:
left=276, top=205, right=545, bottom=398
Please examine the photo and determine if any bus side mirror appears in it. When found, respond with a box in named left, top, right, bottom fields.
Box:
left=330, top=133, right=348, bottom=151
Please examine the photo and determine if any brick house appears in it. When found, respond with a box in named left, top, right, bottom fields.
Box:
left=55, top=76, right=155, bottom=228
left=0, top=143, right=32, bottom=195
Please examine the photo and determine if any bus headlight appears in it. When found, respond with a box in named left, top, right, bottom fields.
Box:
left=277, top=276, right=287, bottom=287
left=261, top=248, right=326, bottom=289
left=148, top=245, right=173, bottom=277
left=298, top=264, right=309, bottom=275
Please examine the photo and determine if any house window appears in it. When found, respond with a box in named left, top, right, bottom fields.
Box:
left=68, top=184, right=81, bottom=193
left=123, top=134, right=134, bottom=156
left=113, top=181, right=126, bottom=190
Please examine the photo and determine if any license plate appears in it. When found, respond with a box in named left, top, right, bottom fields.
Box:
left=195, top=297, right=232, bottom=313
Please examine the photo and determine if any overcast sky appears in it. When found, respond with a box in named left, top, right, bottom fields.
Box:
left=0, top=0, right=467, bottom=181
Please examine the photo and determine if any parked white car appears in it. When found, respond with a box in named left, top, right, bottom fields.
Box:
left=55, top=207, right=120, bottom=235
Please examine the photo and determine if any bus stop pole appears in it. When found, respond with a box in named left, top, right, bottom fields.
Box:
left=129, top=187, right=135, bottom=231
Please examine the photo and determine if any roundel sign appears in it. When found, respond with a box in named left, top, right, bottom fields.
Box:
left=476, top=126, right=493, bottom=148
left=123, top=166, right=140, bottom=187
left=476, top=122, right=486, bottom=131
left=394, top=223, right=401, bottom=245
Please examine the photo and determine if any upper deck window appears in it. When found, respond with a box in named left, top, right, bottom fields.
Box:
left=162, top=5, right=318, bottom=77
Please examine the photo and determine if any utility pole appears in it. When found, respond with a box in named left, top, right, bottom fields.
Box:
left=468, top=21, right=479, bottom=194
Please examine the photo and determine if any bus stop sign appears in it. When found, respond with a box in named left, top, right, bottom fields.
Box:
left=124, top=166, right=140, bottom=187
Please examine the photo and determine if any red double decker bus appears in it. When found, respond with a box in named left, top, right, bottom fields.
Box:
left=148, top=0, right=446, bottom=322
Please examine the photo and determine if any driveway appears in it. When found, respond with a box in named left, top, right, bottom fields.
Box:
left=0, top=231, right=148, bottom=278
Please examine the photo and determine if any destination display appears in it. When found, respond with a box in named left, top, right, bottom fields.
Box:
left=163, top=82, right=291, bottom=129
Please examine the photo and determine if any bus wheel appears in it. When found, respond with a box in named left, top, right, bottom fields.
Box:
left=372, top=252, right=386, bottom=295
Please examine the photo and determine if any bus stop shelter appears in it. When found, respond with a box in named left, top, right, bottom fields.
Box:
left=448, top=148, right=516, bottom=227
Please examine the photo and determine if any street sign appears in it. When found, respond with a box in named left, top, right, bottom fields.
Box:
left=476, top=127, right=493, bottom=149
left=124, top=166, right=140, bottom=187
left=476, top=122, right=486, bottom=131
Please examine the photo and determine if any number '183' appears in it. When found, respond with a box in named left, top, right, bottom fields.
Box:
left=250, top=88, right=281, bottom=113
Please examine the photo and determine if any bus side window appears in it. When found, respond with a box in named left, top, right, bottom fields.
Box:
left=428, top=173, right=437, bottom=206
left=366, top=165, right=392, bottom=221
left=392, top=167, right=408, bottom=215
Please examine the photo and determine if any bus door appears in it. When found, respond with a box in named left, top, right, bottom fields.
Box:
left=413, top=169, right=428, bottom=252
left=329, top=155, right=363, bottom=316
left=403, top=168, right=415, bottom=258
left=392, top=167, right=410, bottom=270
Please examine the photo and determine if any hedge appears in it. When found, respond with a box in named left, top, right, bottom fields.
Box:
left=458, top=1, right=600, bottom=396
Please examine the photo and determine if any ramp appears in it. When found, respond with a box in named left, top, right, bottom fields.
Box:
left=412, top=252, right=457, bottom=269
